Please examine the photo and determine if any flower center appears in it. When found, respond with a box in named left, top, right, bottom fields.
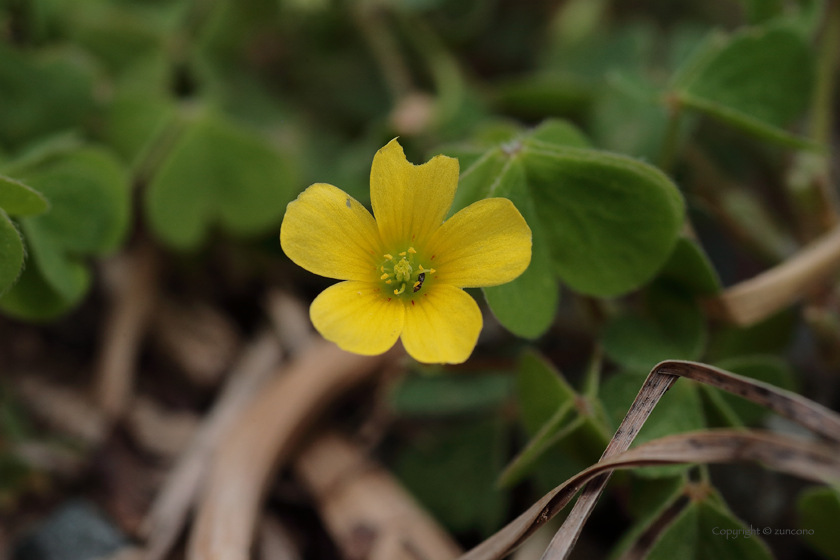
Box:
left=379, top=247, right=435, bottom=298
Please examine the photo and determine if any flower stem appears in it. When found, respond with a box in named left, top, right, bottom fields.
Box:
left=659, top=96, right=683, bottom=174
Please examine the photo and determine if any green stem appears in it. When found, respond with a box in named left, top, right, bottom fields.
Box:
left=659, top=97, right=683, bottom=174
left=351, top=2, right=413, bottom=102
left=810, top=0, right=840, bottom=146
left=789, top=0, right=840, bottom=237
left=398, top=15, right=466, bottom=127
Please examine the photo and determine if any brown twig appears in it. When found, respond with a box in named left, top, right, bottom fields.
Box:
left=94, top=242, right=159, bottom=420
left=142, top=331, right=283, bottom=560
left=294, top=432, right=462, bottom=560
left=187, top=339, right=400, bottom=560
left=259, top=516, right=301, bottom=560
left=151, top=300, right=241, bottom=387
left=706, top=223, right=840, bottom=326
left=15, top=376, right=106, bottom=445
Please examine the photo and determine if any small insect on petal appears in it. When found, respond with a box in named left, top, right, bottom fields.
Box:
left=413, top=272, right=425, bottom=292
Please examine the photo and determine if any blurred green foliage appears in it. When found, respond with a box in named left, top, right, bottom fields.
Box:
left=1, top=0, right=837, bottom=557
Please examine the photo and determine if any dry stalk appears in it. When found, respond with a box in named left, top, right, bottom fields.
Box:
left=142, top=331, right=283, bottom=560
left=151, top=300, right=241, bottom=387
left=15, top=376, right=106, bottom=445
left=187, top=339, right=398, bottom=560
left=707, top=223, right=840, bottom=326
left=294, top=432, right=462, bottom=560
left=94, top=242, right=159, bottom=419
left=259, top=516, right=301, bottom=560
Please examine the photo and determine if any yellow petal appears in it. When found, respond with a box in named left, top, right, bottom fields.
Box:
left=401, top=284, right=482, bottom=364
left=311, top=281, right=405, bottom=355
left=281, top=183, right=382, bottom=281
left=425, top=198, right=532, bottom=288
left=370, top=138, right=459, bottom=251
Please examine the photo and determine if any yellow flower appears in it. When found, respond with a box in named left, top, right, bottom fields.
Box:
left=280, top=139, right=532, bottom=364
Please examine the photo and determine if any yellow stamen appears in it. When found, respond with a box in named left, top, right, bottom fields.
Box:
left=399, top=251, right=406, bottom=256
left=386, top=280, right=392, bottom=284
left=413, top=281, right=420, bottom=289
left=380, top=273, right=390, bottom=280
left=380, top=266, right=385, bottom=272
left=408, top=247, right=416, bottom=254
left=394, top=284, right=406, bottom=295
left=430, top=268, right=436, bottom=274
left=383, top=254, right=393, bottom=260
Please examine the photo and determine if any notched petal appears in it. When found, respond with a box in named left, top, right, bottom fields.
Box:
left=370, top=138, right=459, bottom=251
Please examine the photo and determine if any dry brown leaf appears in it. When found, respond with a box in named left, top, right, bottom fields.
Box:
left=457, top=359, right=840, bottom=560
left=460, top=430, right=840, bottom=560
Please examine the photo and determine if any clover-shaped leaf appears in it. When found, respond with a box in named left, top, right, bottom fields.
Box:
left=0, top=211, right=24, bottom=296
left=0, top=148, right=129, bottom=320
left=0, top=176, right=49, bottom=217
left=673, top=25, right=815, bottom=148
left=0, top=44, right=97, bottom=149
left=646, top=496, right=773, bottom=560
left=145, top=112, right=299, bottom=250
left=0, top=175, right=49, bottom=296
left=441, top=119, right=685, bottom=338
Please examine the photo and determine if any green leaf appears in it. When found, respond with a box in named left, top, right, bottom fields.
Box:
left=706, top=309, right=797, bottom=361
left=675, top=26, right=816, bottom=149
left=0, top=176, right=48, bottom=217
left=589, top=70, right=674, bottom=161
left=482, top=159, right=558, bottom=339
left=521, top=143, right=684, bottom=296
left=517, top=351, right=577, bottom=435
left=0, top=262, right=80, bottom=321
left=145, top=112, right=299, bottom=250
left=646, top=497, right=773, bottom=560
left=609, top=475, right=687, bottom=560
left=658, top=237, right=722, bottom=296
left=394, top=419, right=510, bottom=536
left=0, top=44, right=97, bottom=149
left=797, top=486, right=840, bottom=560
left=0, top=211, right=24, bottom=296
left=600, top=372, right=705, bottom=477
left=506, top=352, right=610, bottom=487
left=103, top=91, right=177, bottom=168
left=493, top=74, right=593, bottom=120
left=736, top=0, right=784, bottom=23
left=389, top=371, right=514, bottom=417
left=447, top=118, right=685, bottom=331
left=66, top=2, right=166, bottom=75
left=602, top=283, right=707, bottom=372
left=0, top=148, right=130, bottom=320
left=498, top=400, right=583, bottom=488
